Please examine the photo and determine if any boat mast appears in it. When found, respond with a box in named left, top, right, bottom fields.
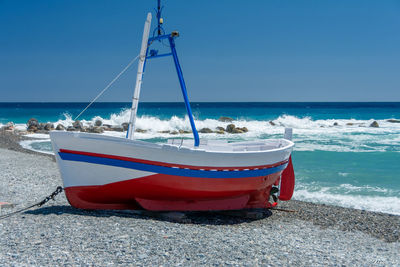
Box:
left=128, top=1, right=200, bottom=146
left=127, top=12, right=152, bottom=140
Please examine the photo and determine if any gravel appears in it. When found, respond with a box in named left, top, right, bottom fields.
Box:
left=0, top=144, right=399, bottom=266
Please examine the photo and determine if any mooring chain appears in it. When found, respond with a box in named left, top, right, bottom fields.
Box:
left=0, top=186, right=63, bottom=220
left=37, top=186, right=64, bottom=207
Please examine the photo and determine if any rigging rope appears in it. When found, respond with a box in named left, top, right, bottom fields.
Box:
left=74, top=54, right=140, bottom=121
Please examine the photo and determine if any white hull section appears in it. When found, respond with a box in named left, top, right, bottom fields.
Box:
left=50, top=131, right=294, bottom=188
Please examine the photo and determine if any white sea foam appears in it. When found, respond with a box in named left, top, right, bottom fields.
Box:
left=20, top=139, right=54, bottom=155
left=14, top=113, right=400, bottom=153
left=293, top=189, right=400, bottom=215
left=338, top=183, right=388, bottom=193
left=25, top=133, right=52, bottom=139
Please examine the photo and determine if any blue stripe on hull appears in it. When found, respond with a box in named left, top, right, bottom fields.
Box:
left=59, top=152, right=287, bottom=179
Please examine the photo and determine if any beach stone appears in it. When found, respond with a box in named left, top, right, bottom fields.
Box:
left=111, top=126, right=124, bottom=132
left=159, top=130, right=170, bottom=134
left=346, top=123, right=354, bottom=126
left=218, top=116, right=234, bottom=122
left=238, top=127, right=248, bottom=132
left=3, top=122, right=14, bottom=131
left=88, top=126, right=103, bottom=134
left=102, top=124, right=112, bottom=131
left=135, top=129, right=147, bottom=133
left=170, top=130, right=178, bottom=135
left=122, top=122, right=129, bottom=131
left=333, top=122, right=338, bottom=126
left=56, top=124, right=66, bottom=131
left=216, top=126, right=225, bottom=132
left=66, top=126, right=75, bottom=131
left=35, top=130, right=49, bottom=134
left=27, top=126, right=38, bottom=132
left=387, top=119, right=400, bottom=123
left=178, top=130, right=191, bottom=134
left=38, top=123, right=46, bottom=130
left=369, top=121, right=379, bottom=128
left=199, top=128, right=213, bottom=133
left=269, top=121, right=276, bottom=126
left=232, top=128, right=244, bottom=134
left=226, top=124, right=236, bottom=133
left=44, top=123, right=54, bottom=131
left=94, top=119, right=102, bottom=127
left=27, top=118, right=39, bottom=130
left=73, top=120, right=83, bottom=130
left=94, top=126, right=104, bottom=133
left=216, top=130, right=225, bottom=134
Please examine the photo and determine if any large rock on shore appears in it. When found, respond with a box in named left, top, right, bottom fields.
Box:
left=225, top=124, right=247, bottom=134
left=199, top=128, right=213, bottom=133
left=232, top=128, right=244, bottom=134
left=44, top=123, right=54, bottom=131
left=102, top=124, right=112, bottom=131
left=56, top=124, right=66, bottom=131
left=122, top=122, right=129, bottom=131
left=387, top=119, right=400, bottom=123
left=2, top=122, right=14, bottom=131
left=218, top=116, right=234, bottom=122
left=95, top=119, right=102, bottom=127
left=73, top=120, right=83, bottom=130
left=226, top=124, right=236, bottom=133
left=111, top=125, right=124, bottom=132
left=27, top=118, right=39, bottom=131
left=238, top=127, right=248, bottom=132
left=370, top=121, right=379, bottom=128
left=88, top=126, right=104, bottom=133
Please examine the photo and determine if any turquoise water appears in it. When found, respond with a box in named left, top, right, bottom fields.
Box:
left=1, top=102, right=399, bottom=214
left=1, top=102, right=399, bottom=123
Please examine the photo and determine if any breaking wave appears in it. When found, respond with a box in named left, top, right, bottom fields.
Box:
left=14, top=111, right=400, bottom=153
left=293, top=189, right=400, bottom=215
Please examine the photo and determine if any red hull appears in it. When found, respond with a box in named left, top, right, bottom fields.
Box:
left=64, top=172, right=282, bottom=211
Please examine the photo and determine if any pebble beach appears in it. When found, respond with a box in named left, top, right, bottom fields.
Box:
left=0, top=130, right=399, bottom=266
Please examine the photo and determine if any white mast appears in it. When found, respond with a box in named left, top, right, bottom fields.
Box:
left=128, top=12, right=152, bottom=140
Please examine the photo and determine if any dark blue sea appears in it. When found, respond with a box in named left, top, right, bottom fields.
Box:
left=1, top=102, right=399, bottom=214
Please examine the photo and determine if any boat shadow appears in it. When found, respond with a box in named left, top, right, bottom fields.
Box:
left=25, top=205, right=273, bottom=225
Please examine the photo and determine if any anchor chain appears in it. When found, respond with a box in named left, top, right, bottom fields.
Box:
left=37, top=186, right=63, bottom=207
left=0, top=186, right=63, bottom=220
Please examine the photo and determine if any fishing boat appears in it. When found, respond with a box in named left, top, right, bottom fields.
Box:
left=50, top=1, right=295, bottom=211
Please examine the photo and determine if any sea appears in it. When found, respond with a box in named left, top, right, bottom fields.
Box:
left=1, top=102, right=399, bottom=215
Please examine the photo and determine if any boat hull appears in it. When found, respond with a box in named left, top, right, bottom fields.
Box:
left=50, top=132, right=294, bottom=211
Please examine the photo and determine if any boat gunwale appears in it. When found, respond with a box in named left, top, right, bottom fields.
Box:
left=50, top=131, right=294, bottom=155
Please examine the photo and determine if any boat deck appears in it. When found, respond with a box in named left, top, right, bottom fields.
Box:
left=166, top=139, right=292, bottom=153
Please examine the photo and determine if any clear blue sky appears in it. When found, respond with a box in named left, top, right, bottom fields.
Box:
left=1, top=0, right=399, bottom=102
